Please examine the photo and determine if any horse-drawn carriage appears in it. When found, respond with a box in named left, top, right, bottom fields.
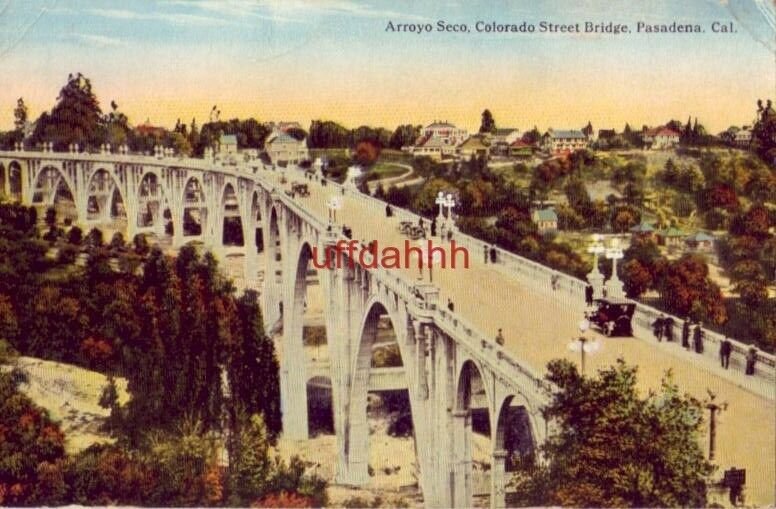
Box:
left=587, top=297, right=636, bottom=337
left=291, top=183, right=310, bottom=196
left=399, top=220, right=425, bottom=240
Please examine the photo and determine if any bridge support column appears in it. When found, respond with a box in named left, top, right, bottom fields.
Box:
left=453, top=409, right=472, bottom=508
left=279, top=237, right=308, bottom=441
left=430, top=331, right=455, bottom=508
left=490, top=449, right=508, bottom=509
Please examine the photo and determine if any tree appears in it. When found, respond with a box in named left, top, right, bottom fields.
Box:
left=353, top=140, right=380, bottom=168
left=657, top=254, right=727, bottom=324
left=510, top=359, right=713, bottom=507
left=389, top=124, right=420, bottom=149
left=228, top=414, right=274, bottom=505
left=479, top=109, right=496, bottom=134
left=0, top=372, right=67, bottom=505
left=14, top=98, right=28, bottom=133
left=752, top=99, right=776, bottom=163
left=32, top=73, right=103, bottom=150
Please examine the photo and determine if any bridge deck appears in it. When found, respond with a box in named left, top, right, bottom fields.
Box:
left=264, top=168, right=775, bottom=505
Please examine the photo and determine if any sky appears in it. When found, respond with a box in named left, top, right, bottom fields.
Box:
left=0, top=0, right=774, bottom=134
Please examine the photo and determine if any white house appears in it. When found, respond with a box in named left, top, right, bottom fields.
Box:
left=265, top=131, right=309, bottom=165
left=490, top=128, right=521, bottom=155
left=643, top=126, right=681, bottom=149
left=735, top=126, right=753, bottom=147
left=218, top=134, right=238, bottom=154
left=411, top=121, right=468, bottom=159
left=542, top=130, right=588, bottom=154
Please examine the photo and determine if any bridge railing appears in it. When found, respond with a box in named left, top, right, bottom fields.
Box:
left=322, top=174, right=776, bottom=390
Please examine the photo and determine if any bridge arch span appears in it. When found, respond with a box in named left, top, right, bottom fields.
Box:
left=136, top=169, right=174, bottom=237
left=181, top=176, right=208, bottom=238
left=85, top=167, right=127, bottom=223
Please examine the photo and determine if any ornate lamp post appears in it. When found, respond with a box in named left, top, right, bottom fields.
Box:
left=435, top=191, right=446, bottom=222
left=567, top=318, right=600, bottom=374
left=605, top=237, right=625, bottom=298
left=705, top=391, right=728, bottom=461
left=586, top=234, right=606, bottom=299
left=327, top=196, right=342, bottom=224
left=443, top=193, right=456, bottom=225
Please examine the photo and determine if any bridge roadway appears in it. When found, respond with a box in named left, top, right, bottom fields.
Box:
left=260, top=167, right=775, bottom=505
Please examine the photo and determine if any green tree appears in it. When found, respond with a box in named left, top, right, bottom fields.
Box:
left=228, top=414, right=274, bottom=505
left=32, top=73, right=104, bottom=150
left=510, top=359, right=713, bottom=507
left=479, top=109, right=496, bottom=134
left=389, top=124, right=420, bottom=149
left=14, top=98, right=28, bottom=133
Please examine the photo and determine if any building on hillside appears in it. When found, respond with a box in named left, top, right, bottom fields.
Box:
left=457, top=135, right=491, bottom=159
left=685, top=231, right=715, bottom=252
left=531, top=207, right=558, bottom=233
left=422, top=121, right=468, bottom=144
left=219, top=134, right=238, bottom=154
left=629, top=221, right=655, bottom=240
left=489, top=128, right=522, bottom=156
left=509, top=140, right=535, bottom=158
left=411, top=121, right=468, bottom=159
left=411, top=136, right=458, bottom=160
left=598, top=129, right=617, bottom=140
left=265, top=130, right=309, bottom=165
left=541, top=129, right=589, bottom=154
left=642, top=126, right=681, bottom=150
left=136, top=119, right=167, bottom=138
left=582, top=121, right=596, bottom=141
left=735, top=126, right=753, bottom=147
left=657, top=227, right=686, bottom=248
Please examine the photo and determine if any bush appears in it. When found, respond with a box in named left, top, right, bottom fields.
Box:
left=57, top=244, right=78, bottom=264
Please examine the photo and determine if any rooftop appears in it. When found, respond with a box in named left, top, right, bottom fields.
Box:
left=220, top=134, right=237, bottom=144
left=533, top=208, right=558, bottom=222
left=547, top=129, right=586, bottom=139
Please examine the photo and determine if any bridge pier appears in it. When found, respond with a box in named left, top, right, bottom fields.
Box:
left=490, top=449, right=507, bottom=509
left=453, top=409, right=473, bottom=508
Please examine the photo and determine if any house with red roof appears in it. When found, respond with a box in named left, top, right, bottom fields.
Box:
left=643, top=126, right=681, bottom=149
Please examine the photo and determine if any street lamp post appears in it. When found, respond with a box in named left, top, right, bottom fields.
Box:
left=705, top=391, right=728, bottom=462
left=568, top=319, right=599, bottom=374
left=443, top=193, right=456, bottom=229
left=327, top=196, right=342, bottom=225
left=586, top=234, right=606, bottom=299
left=605, top=237, right=625, bottom=298
left=435, top=191, right=446, bottom=222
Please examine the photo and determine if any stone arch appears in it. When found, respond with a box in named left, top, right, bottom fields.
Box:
left=454, top=359, right=494, bottom=507
left=85, top=168, right=126, bottom=223
left=281, top=240, right=334, bottom=439
left=8, top=161, right=22, bottom=201
left=494, top=393, right=538, bottom=470
left=346, top=298, right=421, bottom=491
left=136, top=170, right=174, bottom=237
left=7, top=161, right=22, bottom=201
left=181, top=176, right=208, bottom=237
left=31, top=165, right=77, bottom=222
left=220, top=182, right=244, bottom=246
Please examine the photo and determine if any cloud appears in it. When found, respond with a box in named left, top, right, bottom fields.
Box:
left=68, top=33, right=124, bottom=47
left=164, top=0, right=307, bottom=23
left=87, top=7, right=240, bottom=27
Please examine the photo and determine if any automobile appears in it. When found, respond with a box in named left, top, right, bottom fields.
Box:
left=587, top=297, right=636, bottom=337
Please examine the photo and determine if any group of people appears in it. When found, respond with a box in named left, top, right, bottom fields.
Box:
left=648, top=315, right=761, bottom=376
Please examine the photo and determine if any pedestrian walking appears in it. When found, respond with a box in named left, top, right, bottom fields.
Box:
left=418, top=217, right=424, bottom=229
left=719, top=337, right=732, bottom=369
left=585, top=284, right=594, bottom=306
left=693, top=322, right=704, bottom=354
left=385, top=204, right=392, bottom=217
left=490, top=246, right=497, bottom=263
left=681, top=317, right=691, bottom=348
left=495, top=328, right=505, bottom=346
left=431, top=217, right=437, bottom=237
left=484, top=244, right=488, bottom=264
left=652, top=314, right=665, bottom=342
left=745, top=346, right=758, bottom=375
left=663, top=316, right=675, bottom=342
left=447, top=298, right=454, bottom=312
